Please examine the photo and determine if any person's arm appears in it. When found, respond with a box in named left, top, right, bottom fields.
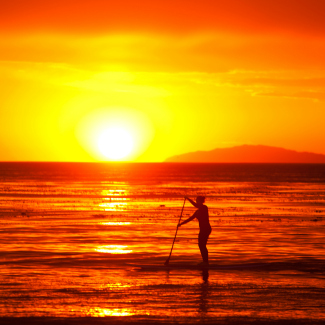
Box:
left=185, top=196, right=199, bottom=208
left=178, top=214, right=195, bottom=227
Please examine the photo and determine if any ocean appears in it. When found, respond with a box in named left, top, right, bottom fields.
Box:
left=0, top=163, right=324, bottom=324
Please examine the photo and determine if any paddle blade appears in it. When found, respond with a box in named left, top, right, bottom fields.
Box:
left=164, top=257, right=170, bottom=266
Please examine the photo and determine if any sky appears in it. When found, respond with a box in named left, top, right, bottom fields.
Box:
left=1, top=0, right=325, bottom=162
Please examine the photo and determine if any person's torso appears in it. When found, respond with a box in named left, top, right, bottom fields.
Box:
left=194, top=205, right=211, bottom=231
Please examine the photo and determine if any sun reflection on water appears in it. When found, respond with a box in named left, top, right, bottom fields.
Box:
left=95, top=245, right=132, bottom=254
left=100, top=188, right=130, bottom=211
left=101, top=188, right=127, bottom=196
left=99, top=199, right=130, bottom=211
left=106, top=283, right=131, bottom=288
left=100, top=222, right=131, bottom=225
left=87, top=307, right=133, bottom=317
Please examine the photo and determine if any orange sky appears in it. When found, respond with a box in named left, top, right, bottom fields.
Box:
left=1, top=0, right=325, bottom=161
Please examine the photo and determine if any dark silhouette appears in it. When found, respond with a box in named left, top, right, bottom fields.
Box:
left=199, top=270, right=210, bottom=315
left=178, top=196, right=212, bottom=266
left=164, top=198, right=186, bottom=266
left=165, top=144, right=325, bottom=163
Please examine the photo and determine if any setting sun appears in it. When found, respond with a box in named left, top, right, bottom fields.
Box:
left=98, top=127, right=134, bottom=160
left=75, top=106, right=155, bottom=161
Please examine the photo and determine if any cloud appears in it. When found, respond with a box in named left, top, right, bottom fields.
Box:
left=229, top=76, right=325, bottom=88
left=2, top=58, right=324, bottom=105
left=256, top=91, right=325, bottom=102
left=204, top=70, right=325, bottom=102
left=230, top=72, right=325, bottom=85
left=1, top=31, right=325, bottom=74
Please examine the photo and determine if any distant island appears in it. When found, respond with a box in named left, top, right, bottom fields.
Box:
left=165, top=145, right=325, bottom=163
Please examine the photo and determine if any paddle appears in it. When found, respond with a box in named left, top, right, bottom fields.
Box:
left=164, top=197, right=186, bottom=266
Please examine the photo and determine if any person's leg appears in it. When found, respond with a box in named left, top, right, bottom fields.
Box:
left=198, top=230, right=211, bottom=263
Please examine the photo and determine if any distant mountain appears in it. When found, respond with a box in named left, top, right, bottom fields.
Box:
left=165, top=145, right=325, bottom=163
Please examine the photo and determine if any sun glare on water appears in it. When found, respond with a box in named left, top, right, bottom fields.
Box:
left=98, top=127, right=134, bottom=160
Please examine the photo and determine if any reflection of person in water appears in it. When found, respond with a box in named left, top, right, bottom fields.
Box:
left=199, top=270, right=209, bottom=314
left=178, top=196, right=212, bottom=266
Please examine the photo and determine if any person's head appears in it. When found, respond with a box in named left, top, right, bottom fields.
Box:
left=196, top=196, right=205, bottom=205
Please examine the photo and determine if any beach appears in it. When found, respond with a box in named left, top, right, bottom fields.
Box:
left=0, top=163, right=324, bottom=324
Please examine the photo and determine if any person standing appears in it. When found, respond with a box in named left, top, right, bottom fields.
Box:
left=178, top=196, right=212, bottom=266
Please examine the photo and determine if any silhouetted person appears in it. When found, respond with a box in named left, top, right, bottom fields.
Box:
left=178, top=196, right=211, bottom=266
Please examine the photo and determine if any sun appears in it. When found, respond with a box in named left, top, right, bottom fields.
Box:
left=98, top=127, right=134, bottom=160
left=76, top=107, right=155, bottom=161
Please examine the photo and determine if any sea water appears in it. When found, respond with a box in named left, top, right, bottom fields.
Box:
left=0, top=163, right=324, bottom=324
